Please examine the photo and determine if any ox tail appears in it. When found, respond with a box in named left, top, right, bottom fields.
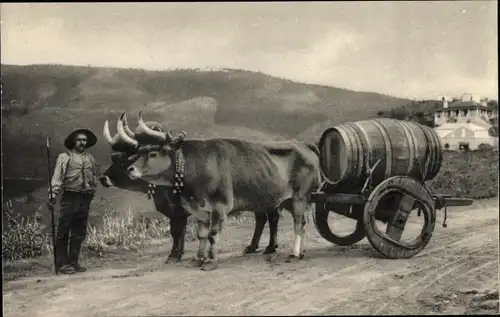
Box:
left=305, top=142, right=319, bottom=157
left=304, top=142, right=323, bottom=192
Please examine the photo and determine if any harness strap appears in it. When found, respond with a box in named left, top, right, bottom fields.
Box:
left=146, top=146, right=185, bottom=203
left=172, top=147, right=185, bottom=195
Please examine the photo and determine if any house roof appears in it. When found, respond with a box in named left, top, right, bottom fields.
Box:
left=434, top=122, right=489, bottom=131
left=436, top=101, right=493, bottom=111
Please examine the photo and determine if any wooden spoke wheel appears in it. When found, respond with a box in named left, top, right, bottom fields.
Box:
left=363, top=176, right=436, bottom=259
left=313, top=202, right=367, bottom=246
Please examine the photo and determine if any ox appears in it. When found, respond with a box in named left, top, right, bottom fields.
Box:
left=99, top=114, right=281, bottom=263
left=111, top=112, right=320, bottom=271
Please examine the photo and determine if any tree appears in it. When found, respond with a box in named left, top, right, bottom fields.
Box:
left=477, top=143, right=494, bottom=151
left=487, top=100, right=498, bottom=110
left=489, top=117, right=498, bottom=137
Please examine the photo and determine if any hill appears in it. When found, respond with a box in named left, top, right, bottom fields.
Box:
left=1, top=63, right=413, bottom=216
left=1, top=64, right=410, bottom=179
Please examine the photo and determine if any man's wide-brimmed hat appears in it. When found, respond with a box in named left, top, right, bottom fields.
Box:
left=64, top=129, right=98, bottom=149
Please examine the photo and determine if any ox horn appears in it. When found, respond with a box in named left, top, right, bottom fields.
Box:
left=103, top=120, right=120, bottom=145
left=137, top=111, right=170, bottom=141
left=121, top=113, right=136, bottom=138
left=117, top=112, right=139, bottom=147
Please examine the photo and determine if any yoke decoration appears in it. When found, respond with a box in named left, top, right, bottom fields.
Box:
left=147, top=131, right=187, bottom=200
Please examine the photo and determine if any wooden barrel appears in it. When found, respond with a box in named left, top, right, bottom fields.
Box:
left=318, top=118, right=443, bottom=192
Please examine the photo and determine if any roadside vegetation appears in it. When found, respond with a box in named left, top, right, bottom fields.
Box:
left=427, top=148, right=499, bottom=199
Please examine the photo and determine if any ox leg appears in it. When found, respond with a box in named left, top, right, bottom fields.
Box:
left=203, top=220, right=223, bottom=271
left=190, top=220, right=210, bottom=268
left=243, top=212, right=268, bottom=254
left=264, top=208, right=279, bottom=254
left=287, top=198, right=307, bottom=263
left=166, top=215, right=187, bottom=263
left=178, top=216, right=188, bottom=256
left=201, top=201, right=230, bottom=271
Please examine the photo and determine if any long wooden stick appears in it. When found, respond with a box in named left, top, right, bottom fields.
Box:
left=46, top=137, right=58, bottom=274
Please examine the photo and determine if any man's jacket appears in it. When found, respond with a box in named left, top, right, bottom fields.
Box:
left=51, top=150, right=98, bottom=194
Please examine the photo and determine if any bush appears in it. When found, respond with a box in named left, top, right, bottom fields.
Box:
left=2, top=195, right=261, bottom=264
left=85, top=209, right=171, bottom=255
left=2, top=200, right=49, bottom=261
left=2, top=202, right=173, bottom=262
left=427, top=150, right=499, bottom=199
left=477, top=143, right=494, bottom=151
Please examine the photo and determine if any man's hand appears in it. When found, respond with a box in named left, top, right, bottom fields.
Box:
left=48, top=192, right=58, bottom=207
left=49, top=198, right=57, bottom=207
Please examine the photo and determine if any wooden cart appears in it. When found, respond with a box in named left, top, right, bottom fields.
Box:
left=310, top=118, right=474, bottom=259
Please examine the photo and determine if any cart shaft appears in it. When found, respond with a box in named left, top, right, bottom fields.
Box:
left=433, top=195, right=474, bottom=209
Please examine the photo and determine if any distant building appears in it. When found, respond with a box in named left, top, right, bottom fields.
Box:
left=433, top=93, right=498, bottom=151
left=434, top=93, right=496, bottom=127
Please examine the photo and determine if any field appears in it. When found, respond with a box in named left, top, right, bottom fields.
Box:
left=2, top=64, right=499, bottom=315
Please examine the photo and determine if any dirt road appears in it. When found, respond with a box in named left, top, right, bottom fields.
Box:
left=3, top=199, right=499, bottom=316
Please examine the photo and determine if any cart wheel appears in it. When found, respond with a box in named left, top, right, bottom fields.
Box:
left=363, top=176, right=436, bottom=259
left=313, top=202, right=366, bottom=246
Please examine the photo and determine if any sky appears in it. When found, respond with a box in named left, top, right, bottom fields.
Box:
left=1, top=2, right=498, bottom=100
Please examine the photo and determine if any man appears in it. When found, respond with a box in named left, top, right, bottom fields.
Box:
left=49, top=128, right=98, bottom=274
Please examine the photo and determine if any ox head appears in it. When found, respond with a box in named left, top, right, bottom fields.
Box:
left=101, top=112, right=185, bottom=187
left=99, top=112, right=172, bottom=190
left=99, top=152, right=150, bottom=192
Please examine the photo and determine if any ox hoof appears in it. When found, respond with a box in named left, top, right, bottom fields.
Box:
left=286, top=254, right=304, bottom=263
left=243, top=245, right=259, bottom=255
left=263, top=245, right=278, bottom=255
left=189, top=257, right=205, bottom=268
left=165, top=255, right=182, bottom=264
left=201, top=260, right=218, bottom=271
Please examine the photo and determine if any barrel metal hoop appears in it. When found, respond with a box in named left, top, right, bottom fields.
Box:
left=420, top=126, right=437, bottom=181
left=428, top=125, right=444, bottom=178
left=343, top=123, right=364, bottom=184
left=372, top=119, right=393, bottom=179
left=318, top=127, right=338, bottom=185
left=353, top=121, right=373, bottom=174
left=335, top=126, right=356, bottom=187
left=396, top=120, right=416, bottom=176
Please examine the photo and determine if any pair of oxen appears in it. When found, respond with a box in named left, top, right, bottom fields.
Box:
left=99, top=113, right=320, bottom=271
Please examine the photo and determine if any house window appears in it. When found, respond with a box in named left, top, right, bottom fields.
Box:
left=444, top=143, right=450, bottom=150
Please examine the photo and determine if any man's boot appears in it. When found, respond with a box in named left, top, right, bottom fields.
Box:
left=72, top=263, right=87, bottom=273
left=68, top=236, right=86, bottom=273
left=55, top=234, right=70, bottom=273
left=57, top=264, right=76, bottom=275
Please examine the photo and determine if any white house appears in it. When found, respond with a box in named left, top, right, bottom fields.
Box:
left=433, top=93, right=498, bottom=150
left=434, top=122, right=497, bottom=151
